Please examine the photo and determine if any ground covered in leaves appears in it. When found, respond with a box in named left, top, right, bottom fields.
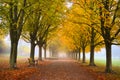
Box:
left=0, top=57, right=120, bottom=80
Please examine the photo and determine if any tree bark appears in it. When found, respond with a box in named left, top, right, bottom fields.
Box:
left=44, top=44, right=47, bottom=59
left=89, top=45, right=96, bottom=66
left=9, top=5, right=18, bottom=68
left=104, top=0, right=112, bottom=73
left=82, top=47, right=86, bottom=63
left=38, top=45, right=42, bottom=61
left=76, top=52, right=77, bottom=60
left=44, top=47, right=46, bottom=59
left=30, top=43, right=36, bottom=62
left=10, top=41, right=18, bottom=68
left=89, top=27, right=96, bottom=66
left=78, top=48, right=81, bottom=61
left=105, top=41, right=112, bottom=73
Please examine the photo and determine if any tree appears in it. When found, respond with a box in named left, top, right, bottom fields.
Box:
left=0, top=0, right=27, bottom=68
left=22, top=1, right=42, bottom=64
left=72, top=0, right=120, bottom=72
left=36, top=0, right=66, bottom=60
left=64, top=3, right=91, bottom=63
left=75, top=0, right=104, bottom=66
left=98, top=0, right=120, bottom=73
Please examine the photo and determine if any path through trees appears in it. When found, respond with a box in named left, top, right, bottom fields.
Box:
left=24, top=58, right=96, bottom=80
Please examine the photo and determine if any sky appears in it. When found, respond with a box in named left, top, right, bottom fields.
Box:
left=66, top=2, right=73, bottom=8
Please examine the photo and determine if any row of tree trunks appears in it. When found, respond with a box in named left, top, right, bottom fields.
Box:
left=29, top=43, right=47, bottom=66
left=30, top=43, right=47, bottom=64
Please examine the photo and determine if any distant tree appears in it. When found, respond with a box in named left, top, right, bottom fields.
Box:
left=36, top=0, right=66, bottom=60
left=74, top=0, right=104, bottom=66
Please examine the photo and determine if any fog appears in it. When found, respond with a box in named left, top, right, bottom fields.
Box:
left=85, top=45, right=120, bottom=60
left=1, top=35, right=51, bottom=59
left=1, top=35, right=120, bottom=62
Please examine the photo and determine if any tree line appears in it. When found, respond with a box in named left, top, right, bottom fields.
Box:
left=61, top=0, right=120, bottom=73
left=0, top=0, right=120, bottom=74
left=0, top=0, right=67, bottom=69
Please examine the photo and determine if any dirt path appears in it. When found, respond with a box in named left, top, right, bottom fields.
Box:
left=29, top=59, right=96, bottom=80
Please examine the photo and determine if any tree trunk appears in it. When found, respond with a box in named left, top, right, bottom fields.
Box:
left=89, top=28, right=96, bottom=66
left=38, top=45, right=42, bottom=61
left=76, top=52, right=77, bottom=60
left=105, top=42, right=112, bottom=73
left=44, top=47, right=46, bottom=59
left=9, top=0, right=26, bottom=69
left=78, top=48, right=81, bottom=61
left=10, top=41, right=18, bottom=69
left=44, top=44, right=47, bottom=59
left=30, top=43, right=36, bottom=62
left=89, top=45, right=96, bottom=66
left=82, top=47, right=86, bottom=63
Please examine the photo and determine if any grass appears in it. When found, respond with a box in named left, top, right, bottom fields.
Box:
left=94, top=58, right=120, bottom=66
left=94, top=58, right=120, bottom=73
left=78, top=58, right=120, bottom=80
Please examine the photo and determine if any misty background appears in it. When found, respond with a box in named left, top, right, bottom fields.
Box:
left=0, top=35, right=120, bottom=66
